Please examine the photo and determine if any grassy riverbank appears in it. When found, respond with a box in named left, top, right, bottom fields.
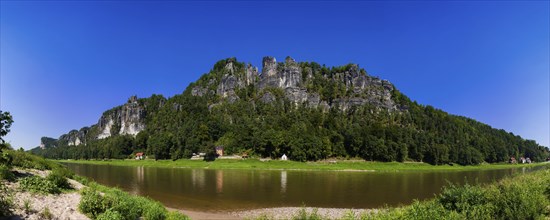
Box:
left=57, top=158, right=550, bottom=172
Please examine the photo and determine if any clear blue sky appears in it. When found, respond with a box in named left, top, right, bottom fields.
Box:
left=1, top=1, right=548, bottom=150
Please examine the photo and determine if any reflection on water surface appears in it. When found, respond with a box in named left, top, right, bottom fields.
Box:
left=64, top=163, right=542, bottom=211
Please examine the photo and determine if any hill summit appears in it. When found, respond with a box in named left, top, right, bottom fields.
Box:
left=31, top=56, right=549, bottom=165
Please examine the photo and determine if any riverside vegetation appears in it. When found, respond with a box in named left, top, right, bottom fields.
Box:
left=30, top=57, right=549, bottom=166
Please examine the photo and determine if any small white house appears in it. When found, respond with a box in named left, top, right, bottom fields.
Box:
left=281, top=154, right=288, bottom=161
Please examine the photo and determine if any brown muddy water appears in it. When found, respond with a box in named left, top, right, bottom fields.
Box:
left=63, top=163, right=541, bottom=212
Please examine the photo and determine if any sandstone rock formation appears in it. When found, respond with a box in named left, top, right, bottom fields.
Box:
left=96, top=95, right=146, bottom=139
left=192, top=56, right=397, bottom=111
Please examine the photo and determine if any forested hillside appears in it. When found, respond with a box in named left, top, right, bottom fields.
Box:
left=30, top=57, right=549, bottom=165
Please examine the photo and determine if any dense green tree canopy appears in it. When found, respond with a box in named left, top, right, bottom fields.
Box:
left=0, top=111, right=13, bottom=147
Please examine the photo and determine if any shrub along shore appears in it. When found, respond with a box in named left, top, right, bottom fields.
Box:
left=58, top=158, right=549, bottom=172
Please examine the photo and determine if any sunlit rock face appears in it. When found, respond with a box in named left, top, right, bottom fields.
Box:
left=59, top=128, right=89, bottom=146
left=96, top=95, right=146, bottom=139
left=258, top=56, right=302, bottom=90
left=119, top=96, right=146, bottom=136
left=196, top=56, right=397, bottom=111
left=96, top=117, right=114, bottom=139
left=39, top=137, right=58, bottom=149
left=53, top=95, right=151, bottom=147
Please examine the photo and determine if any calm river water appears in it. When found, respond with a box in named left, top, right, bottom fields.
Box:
left=63, top=163, right=540, bottom=211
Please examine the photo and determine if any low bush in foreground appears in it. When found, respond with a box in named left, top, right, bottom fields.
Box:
left=39, top=207, right=53, bottom=220
left=8, top=150, right=62, bottom=170
left=292, top=207, right=323, bottom=220
left=0, top=183, right=13, bottom=217
left=0, top=164, right=14, bottom=181
left=79, top=182, right=189, bottom=220
left=19, top=169, right=73, bottom=194
left=46, top=168, right=73, bottom=190
left=167, top=211, right=190, bottom=220
left=143, top=200, right=168, bottom=220
left=96, top=209, right=124, bottom=220
left=72, top=174, right=90, bottom=185
left=19, top=176, right=60, bottom=194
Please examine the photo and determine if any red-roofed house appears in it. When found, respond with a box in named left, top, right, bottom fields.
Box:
left=135, top=152, right=144, bottom=160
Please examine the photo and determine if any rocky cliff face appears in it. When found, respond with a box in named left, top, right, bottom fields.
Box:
left=258, top=56, right=302, bottom=89
left=96, top=95, right=146, bottom=139
left=39, top=137, right=58, bottom=149
left=192, top=56, right=398, bottom=111
left=47, top=95, right=148, bottom=148
left=331, top=66, right=396, bottom=111
left=58, top=127, right=89, bottom=146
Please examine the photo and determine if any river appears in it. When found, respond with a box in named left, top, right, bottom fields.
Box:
left=63, top=163, right=540, bottom=212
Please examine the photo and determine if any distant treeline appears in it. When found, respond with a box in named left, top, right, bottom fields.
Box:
left=30, top=59, right=549, bottom=165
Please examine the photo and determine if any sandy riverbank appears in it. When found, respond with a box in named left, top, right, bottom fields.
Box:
left=169, top=207, right=372, bottom=220
left=231, top=207, right=370, bottom=219
left=4, top=169, right=89, bottom=220
left=169, top=208, right=241, bottom=220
